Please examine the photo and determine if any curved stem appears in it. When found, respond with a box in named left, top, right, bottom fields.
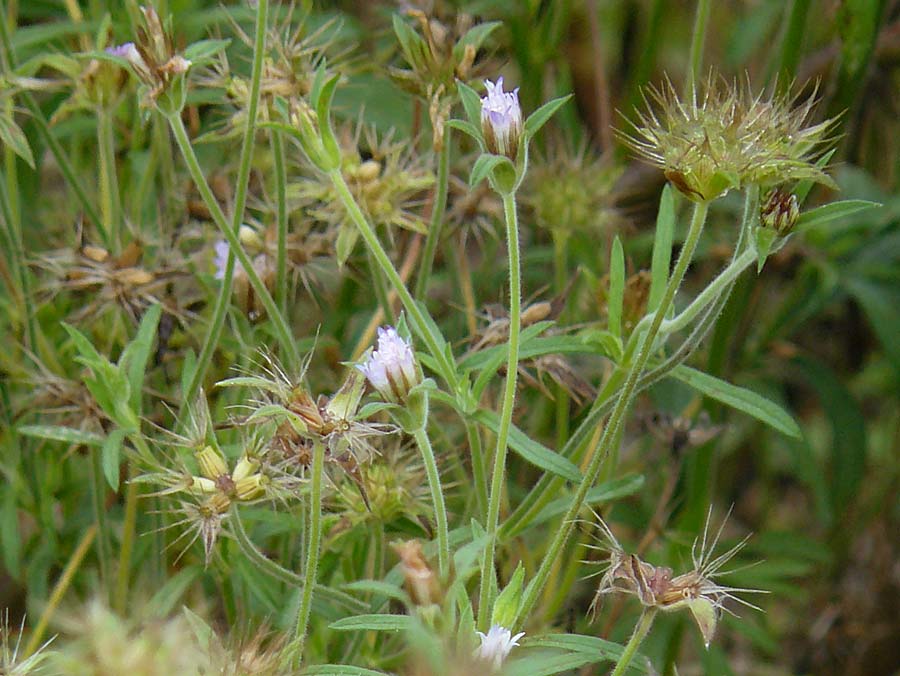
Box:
left=329, top=169, right=455, bottom=382
left=514, top=201, right=708, bottom=627
left=171, top=0, right=298, bottom=412
left=114, top=467, right=139, bottom=614
left=415, top=126, right=451, bottom=298
left=477, top=191, right=522, bottom=629
left=289, top=439, right=325, bottom=669
left=610, top=609, right=657, bottom=676
left=413, top=426, right=450, bottom=577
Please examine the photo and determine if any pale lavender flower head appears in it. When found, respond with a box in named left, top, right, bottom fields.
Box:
left=213, top=240, right=229, bottom=280
left=357, top=326, right=420, bottom=404
left=106, top=42, right=145, bottom=69
left=474, top=625, right=525, bottom=671
left=481, top=77, right=522, bottom=160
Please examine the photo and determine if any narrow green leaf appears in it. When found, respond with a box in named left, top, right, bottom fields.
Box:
left=452, top=21, right=501, bottom=62
left=470, top=153, right=510, bottom=188
left=120, top=303, right=161, bottom=414
left=329, top=614, right=412, bottom=632
left=101, top=429, right=125, bottom=491
left=0, top=115, right=35, bottom=168
left=182, top=38, right=231, bottom=65
left=456, top=80, right=483, bottom=126
left=608, top=236, right=625, bottom=339
left=523, top=94, right=573, bottom=139
left=649, top=184, right=676, bottom=311
left=796, top=200, right=881, bottom=232
left=341, top=580, right=410, bottom=605
left=144, top=567, right=201, bottom=617
left=671, top=365, right=802, bottom=438
left=18, top=424, right=105, bottom=447
left=303, top=667, right=389, bottom=676
left=473, top=410, right=582, bottom=482
left=392, top=13, right=428, bottom=66
left=1, top=487, right=21, bottom=577
left=447, top=118, right=481, bottom=142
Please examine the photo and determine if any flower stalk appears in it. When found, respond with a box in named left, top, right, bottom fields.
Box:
left=514, top=200, right=709, bottom=626
left=610, top=609, right=657, bottom=676
left=413, top=426, right=450, bottom=578
left=478, top=190, right=522, bottom=628
left=415, top=124, right=451, bottom=297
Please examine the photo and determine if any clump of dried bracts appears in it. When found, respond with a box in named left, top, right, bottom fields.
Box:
left=588, top=513, right=765, bottom=647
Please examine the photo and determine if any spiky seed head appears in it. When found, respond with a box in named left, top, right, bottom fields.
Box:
left=620, top=74, right=837, bottom=202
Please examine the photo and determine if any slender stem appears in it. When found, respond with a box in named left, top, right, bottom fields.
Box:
left=415, top=126, right=451, bottom=298
left=552, top=232, right=570, bottom=448
left=24, top=525, right=97, bottom=658
left=97, top=107, right=121, bottom=249
left=168, top=116, right=298, bottom=373
left=514, top=201, right=708, bottom=626
left=272, top=129, right=289, bottom=316
left=290, top=439, right=325, bottom=669
left=610, top=609, right=657, bottom=676
left=89, top=446, right=110, bottom=593
left=686, top=0, right=711, bottom=96
left=232, top=508, right=303, bottom=586
left=170, top=0, right=298, bottom=408
left=478, top=191, right=522, bottom=629
left=660, top=248, right=755, bottom=334
left=413, top=426, right=450, bottom=577
left=466, top=419, right=488, bottom=520
left=114, top=467, right=139, bottom=614
left=329, top=169, right=455, bottom=381
left=0, top=166, right=36, bottom=349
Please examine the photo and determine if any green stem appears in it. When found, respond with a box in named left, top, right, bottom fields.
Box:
left=0, top=166, right=36, bottom=350
left=514, top=201, right=708, bottom=626
left=97, top=107, right=121, bottom=249
left=413, top=426, right=450, bottom=577
left=660, top=247, right=755, bottom=334
left=415, top=126, right=451, bottom=298
left=610, top=609, right=657, bottom=676
left=478, top=191, right=522, bottom=629
left=89, top=445, right=110, bottom=593
left=171, top=0, right=298, bottom=411
left=552, top=232, right=570, bottom=449
left=272, top=129, right=289, bottom=316
left=466, top=419, right=488, bottom=520
left=289, top=439, right=325, bottom=669
left=328, top=169, right=455, bottom=381
left=686, top=0, right=711, bottom=96
left=114, top=467, right=138, bottom=614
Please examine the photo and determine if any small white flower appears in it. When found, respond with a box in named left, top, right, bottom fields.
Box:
left=481, top=77, right=522, bottom=160
left=357, top=326, right=419, bottom=403
left=213, top=240, right=230, bottom=280
left=474, top=624, right=525, bottom=670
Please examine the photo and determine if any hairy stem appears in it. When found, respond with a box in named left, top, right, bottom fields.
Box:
left=415, top=126, right=451, bottom=297
left=610, top=609, right=657, bottom=676
left=97, top=107, right=121, bottom=249
left=514, top=201, right=708, bottom=626
left=686, top=0, right=712, bottom=96
left=413, top=426, right=450, bottom=577
left=478, top=191, right=522, bottom=628
left=272, top=129, right=289, bottom=316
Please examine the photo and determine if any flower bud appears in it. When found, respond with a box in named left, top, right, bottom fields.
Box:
left=196, top=445, right=228, bottom=480
left=392, top=539, right=441, bottom=606
left=481, top=77, right=522, bottom=161
left=357, top=326, right=421, bottom=404
left=760, top=189, right=799, bottom=236
left=234, top=474, right=266, bottom=501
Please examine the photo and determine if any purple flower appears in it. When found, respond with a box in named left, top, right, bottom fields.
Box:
left=105, top=42, right=145, bottom=69
left=357, top=326, right=420, bottom=404
left=481, top=77, right=522, bottom=160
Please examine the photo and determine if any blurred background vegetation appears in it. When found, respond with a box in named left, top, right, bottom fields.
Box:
left=1, top=0, right=898, bottom=674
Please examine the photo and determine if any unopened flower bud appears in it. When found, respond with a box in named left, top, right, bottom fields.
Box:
left=232, top=455, right=260, bottom=483
left=234, top=474, right=266, bottom=501
left=239, top=224, right=263, bottom=250
left=106, top=42, right=146, bottom=71
left=392, top=539, right=442, bottom=606
left=196, top=445, right=228, bottom=480
left=357, top=326, right=421, bottom=404
left=481, top=77, right=522, bottom=161
left=761, top=189, right=799, bottom=235
left=188, top=476, right=218, bottom=495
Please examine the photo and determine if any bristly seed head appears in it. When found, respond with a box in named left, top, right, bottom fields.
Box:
left=620, top=73, right=838, bottom=202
